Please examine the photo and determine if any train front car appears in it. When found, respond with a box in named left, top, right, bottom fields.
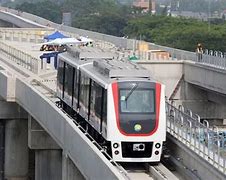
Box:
left=56, top=48, right=166, bottom=163
left=108, top=80, right=166, bottom=162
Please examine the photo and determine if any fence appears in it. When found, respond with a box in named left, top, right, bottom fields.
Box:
left=195, top=53, right=226, bottom=69
left=0, top=41, right=40, bottom=74
left=166, top=101, right=226, bottom=174
left=0, top=28, right=51, bottom=43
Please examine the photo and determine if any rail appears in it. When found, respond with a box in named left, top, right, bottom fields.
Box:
left=166, top=101, right=226, bottom=174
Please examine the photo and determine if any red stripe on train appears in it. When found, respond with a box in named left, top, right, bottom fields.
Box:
left=112, top=82, right=161, bottom=136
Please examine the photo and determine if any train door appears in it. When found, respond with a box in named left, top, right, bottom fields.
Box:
left=79, top=72, right=90, bottom=120
left=72, top=68, right=79, bottom=112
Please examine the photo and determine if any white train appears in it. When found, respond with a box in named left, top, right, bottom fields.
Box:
left=56, top=46, right=166, bottom=162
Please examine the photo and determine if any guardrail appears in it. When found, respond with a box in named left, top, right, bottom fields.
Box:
left=195, top=53, right=226, bottom=69
left=0, top=41, right=40, bottom=74
left=0, top=28, right=51, bottom=43
left=166, top=101, right=226, bottom=174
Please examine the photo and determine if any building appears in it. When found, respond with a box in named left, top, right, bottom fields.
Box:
left=133, top=0, right=156, bottom=14
left=221, top=9, right=226, bottom=20
left=171, top=11, right=208, bottom=21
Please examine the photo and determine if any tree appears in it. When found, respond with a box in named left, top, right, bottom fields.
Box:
left=15, top=1, right=62, bottom=23
left=124, top=15, right=226, bottom=52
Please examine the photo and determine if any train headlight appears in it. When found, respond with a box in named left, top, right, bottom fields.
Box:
left=113, top=143, right=119, bottom=149
left=134, top=124, right=142, bottom=132
left=155, top=143, right=161, bottom=149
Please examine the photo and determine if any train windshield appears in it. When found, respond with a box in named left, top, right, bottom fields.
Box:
left=120, top=89, right=155, bottom=113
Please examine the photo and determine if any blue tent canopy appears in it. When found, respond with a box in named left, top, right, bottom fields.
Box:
left=44, top=31, right=69, bottom=41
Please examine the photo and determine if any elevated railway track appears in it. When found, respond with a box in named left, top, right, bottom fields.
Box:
left=0, top=9, right=226, bottom=179
left=30, top=65, right=178, bottom=180
left=0, top=36, right=178, bottom=179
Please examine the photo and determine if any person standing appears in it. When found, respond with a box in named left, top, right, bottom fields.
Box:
left=196, top=43, right=203, bottom=62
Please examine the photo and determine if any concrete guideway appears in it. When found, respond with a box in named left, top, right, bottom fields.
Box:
left=122, top=163, right=178, bottom=180
left=0, top=33, right=222, bottom=180
left=184, top=61, right=226, bottom=96
left=15, top=78, right=128, bottom=179
left=0, top=39, right=180, bottom=179
left=0, top=40, right=129, bottom=179
left=0, top=9, right=226, bottom=179
left=0, top=9, right=46, bottom=28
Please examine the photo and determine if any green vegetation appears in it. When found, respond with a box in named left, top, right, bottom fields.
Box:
left=181, top=0, right=226, bottom=13
left=62, top=0, right=130, bottom=36
left=15, top=1, right=62, bottom=23
left=125, top=15, right=226, bottom=52
left=162, top=0, right=226, bottom=13
left=7, top=0, right=226, bottom=52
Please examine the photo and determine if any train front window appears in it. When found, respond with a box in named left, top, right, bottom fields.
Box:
left=120, top=89, right=155, bottom=113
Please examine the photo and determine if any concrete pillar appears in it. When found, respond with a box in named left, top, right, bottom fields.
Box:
left=18, top=31, right=22, bottom=42
left=2, top=32, right=6, bottom=41
left=10, top=31, right=13, bottom=41
left=4, top=119, right=28, bottom=180
left=35, top=150, right=62, bottom=180
left=0, top=121, right=5, bottom=180
left=62, top=152, right=85, bottom=180
left=26, top=33, right=29, bottom=42
left=28, top=116, right=62, bottom=180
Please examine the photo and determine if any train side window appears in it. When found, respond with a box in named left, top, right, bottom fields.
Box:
left=102, top=89, right=107, bottom=126
left=64, top=63, right=69, bottom=95
left=90, top=81, right=102, bottom=119
left=57, top=60, right=64, bottom=90
left=73, top=68, right=78, bottom=104
left=67, top=65, right=74, bottom=96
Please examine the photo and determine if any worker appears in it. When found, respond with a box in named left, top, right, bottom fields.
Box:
left=196, top=43, right=203, bottom=62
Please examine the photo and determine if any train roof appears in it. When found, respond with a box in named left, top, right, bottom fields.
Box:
left=58, top=46, right=155, bottom=88
left=66, top=46, right=116, bottom=60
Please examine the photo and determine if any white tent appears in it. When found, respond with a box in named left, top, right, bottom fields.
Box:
left=42, top=37, right=81, bottom=45
left=41, top=36, right=94, bottom=45
left=78, top=36, right=94, bottom=43
left=35, top=36, right=95, bottom=51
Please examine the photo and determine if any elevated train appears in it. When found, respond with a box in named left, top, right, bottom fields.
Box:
left=57, top=46, right=166, bottom=162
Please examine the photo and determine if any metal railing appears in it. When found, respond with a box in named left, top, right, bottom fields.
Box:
left=166, top=101, right=226, bottom=174
left=195, top=53, right=226, bottom=70
left=0, top=41, right=40, bottom=74
left=0, top=28, right=51, bottom=43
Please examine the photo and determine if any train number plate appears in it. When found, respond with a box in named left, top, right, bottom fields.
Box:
left=133, top=143, right=145, bottom=151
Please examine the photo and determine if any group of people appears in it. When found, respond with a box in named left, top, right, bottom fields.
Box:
left=40, top=44, right=67, bottom=52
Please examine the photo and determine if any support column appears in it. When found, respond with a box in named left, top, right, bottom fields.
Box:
left=28, top=115, right=62, bottom=180
left=2, top=32, right=6, bottom=41
left=0, top=121, right=5, bottom=180
left=62, top=152, right=85, bottom=180
left=35, top=150, right=62, bottom=180
left=4, top=119, right=28, bottom=180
